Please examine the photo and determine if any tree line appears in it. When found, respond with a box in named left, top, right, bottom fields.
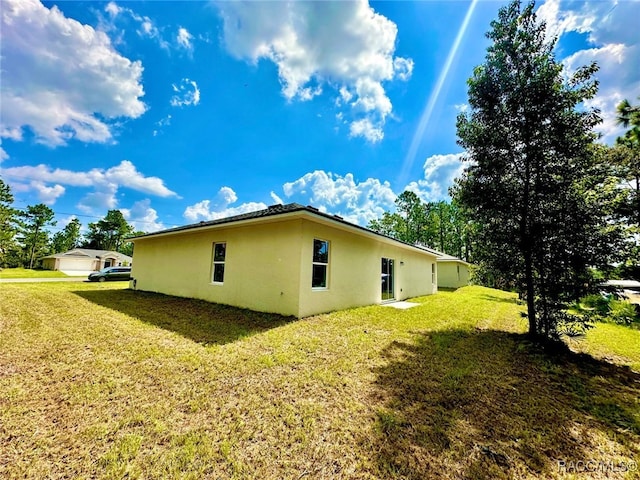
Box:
left=368, top=192, right=471, bottom=260
left=0, top=185, right=143, bottom=269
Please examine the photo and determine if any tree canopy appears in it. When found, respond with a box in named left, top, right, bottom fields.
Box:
left=50, top=218, right=82, bottom=254
left=84, top=210, right=134, bottom=252
left=368, top=191, right=470, bottom=260
left=0, top=178, right=19, bottom=267
left=18, top=203, right=56, bottom=269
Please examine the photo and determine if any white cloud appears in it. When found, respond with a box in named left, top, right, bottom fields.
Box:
left=0, top=147, right=8, bottom=162
left=183, top=187, right=267, bottom=221
left=282, top=170, right=396, bottom=225
left=2, top=160, right=177, bottom=209
left=170, top=79, right=201, bottom=107
left=536, top=0, right=640, bottom=143
left=78, top=186, right=118, bottom=213
left=562, top=42, right=637, bottom=141
left=103, top=1, right=170, bottom=50
left=153, top=114, right=172, bottom=136
left=216, top=186, right=237, bottom=206
left=30, top=181, right=65, bottom=205
left=104, top=1, right=121, bottom=17
left=121, top=199, right=164, bottom=232
left=103, top=161, right=177, bottom=197
left=0, top=128, right=23, bottom=142
left=405, top=153, right=466, bottom=202
left=393, top=57, right=414, bottom=82
left=279, top=153, right=469, bottom=225
left=349, top=118, right=384, bottom=143
left=1, top=0, right=146, bottom=146
left=217, top=0, right=412, bottom=143
left=177, top=27, right=193, bottom=51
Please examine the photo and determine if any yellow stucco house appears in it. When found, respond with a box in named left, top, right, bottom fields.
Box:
left=129, top=203, right=439, bottom=318
left=436, top=253, right=471, bottom=289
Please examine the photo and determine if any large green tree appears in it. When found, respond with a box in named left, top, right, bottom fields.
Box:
left=18, top=204, right=56, bottom=269
left=50, top=218, right=82, bottom=254
left=84, top=210, right=133, bottom=252
left=453, top=0, right=613, bottom=340
left=0, top=178, right=20, bottom=267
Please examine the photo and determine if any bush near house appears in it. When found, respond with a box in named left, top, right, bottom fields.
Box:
left=1, top=283, right=638, bottom=479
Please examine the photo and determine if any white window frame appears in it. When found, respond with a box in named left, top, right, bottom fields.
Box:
left=212, top=242, right=226, bottom=284
left=312, top=238, right=329, bottom=290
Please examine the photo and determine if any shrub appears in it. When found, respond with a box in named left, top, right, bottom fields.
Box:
left=579, top=294, right=610, bottom=315
left=575, top=294, right=639, bottom=327
left=608, top=300, right=638, bottom=326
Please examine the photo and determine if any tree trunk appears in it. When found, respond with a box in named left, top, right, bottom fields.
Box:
left=28, top=225, right=39, bottom=269
left=524, top=249, right=537, bottom=336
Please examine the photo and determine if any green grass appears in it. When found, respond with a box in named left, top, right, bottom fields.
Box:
left=567, top=322, right=640, bottom=372
left=1, top=283, right=638, bottom=479
left=0, top=267, right=68, bottom=278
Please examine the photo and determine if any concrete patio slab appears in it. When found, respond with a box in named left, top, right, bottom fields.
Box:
left=381, top=301, right=420, bottom=310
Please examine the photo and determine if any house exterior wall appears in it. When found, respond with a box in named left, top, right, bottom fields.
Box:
left=42, top=258, right=58, bottom=270
left=297, top=220, right=436, bottom=317
left=437, top=261, right=470, bottom=289
left=130, top=219, right=304, bottom=317
left=130, top=215, right=437, bottom=318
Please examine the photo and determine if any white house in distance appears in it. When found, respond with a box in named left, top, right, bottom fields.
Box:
left=41, top=248, right=132, bottom=273
left=128, top=203, right=439, bottom=318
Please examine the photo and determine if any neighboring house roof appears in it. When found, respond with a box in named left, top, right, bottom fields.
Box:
left=436, top=253, right=470, bottom=265
left=604, top=279, right=640, bottom=289
left=41, top=248, right=132, bottom=261
left=130, top=203, right=438, bottom=257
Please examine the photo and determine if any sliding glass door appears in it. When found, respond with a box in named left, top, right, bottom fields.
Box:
left=381, top=258, right=395, bottom=301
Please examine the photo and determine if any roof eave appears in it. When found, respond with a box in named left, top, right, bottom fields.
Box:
left=129, top=205, right=437, bottom=258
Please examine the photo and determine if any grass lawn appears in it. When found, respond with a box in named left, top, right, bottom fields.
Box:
left=0, top=268, right=68, bottom=279
left=1, top=284, right=638, bottom=479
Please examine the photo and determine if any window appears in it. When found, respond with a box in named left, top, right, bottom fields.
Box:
left=432, top=263, right=436, bottom=284
left=212, top=242, right=226, bottom=283
left=312, top=239, right=329, bottom=288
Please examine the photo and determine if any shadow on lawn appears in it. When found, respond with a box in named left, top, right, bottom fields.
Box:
left=368, top=329, right=640, bottom=480
left=478, top=293, right=521, bottom=305
left=73, top=289, right=295, bottom=345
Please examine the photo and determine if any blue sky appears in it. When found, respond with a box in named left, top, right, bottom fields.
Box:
left=2, top=0, right=639, bottom=234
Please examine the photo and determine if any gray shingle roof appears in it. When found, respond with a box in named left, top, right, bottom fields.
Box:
left=131, top=203, right=308, bottom=240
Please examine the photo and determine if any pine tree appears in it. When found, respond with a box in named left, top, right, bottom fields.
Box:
left=453, top=0, right=612, bottom=339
